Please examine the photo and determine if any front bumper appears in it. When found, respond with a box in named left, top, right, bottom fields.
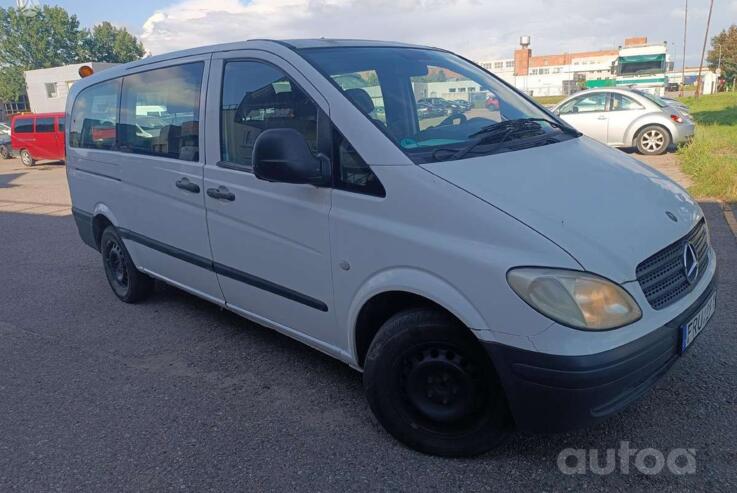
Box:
left=483, top=275, right=717, bottom=433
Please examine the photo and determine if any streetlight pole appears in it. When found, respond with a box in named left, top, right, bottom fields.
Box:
left=680, top=0, right=688, bottom=97
left=695, top=0, right=714, bottom=98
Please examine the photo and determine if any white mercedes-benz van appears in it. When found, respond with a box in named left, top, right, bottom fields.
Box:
left=66, top=39, right=717, bottom=457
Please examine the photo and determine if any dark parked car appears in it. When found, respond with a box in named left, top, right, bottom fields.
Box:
left=453, top=99, right=472, bottom=111
left=418, top=97, right=461, bottom=115
left=0, top=131, right=12, bottom=159
left=417, top=101, right=447, bottom=119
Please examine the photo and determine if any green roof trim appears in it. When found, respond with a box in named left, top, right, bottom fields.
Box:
left=585, top=79, right=616, bottom=88
left=618, top=54, right=666, bottom=63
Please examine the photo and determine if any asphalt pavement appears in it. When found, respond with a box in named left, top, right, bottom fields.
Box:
left=1, top=158, right=735, bottom=491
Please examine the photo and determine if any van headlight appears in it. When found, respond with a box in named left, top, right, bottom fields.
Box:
left=507, top=268, right=641, bottom=330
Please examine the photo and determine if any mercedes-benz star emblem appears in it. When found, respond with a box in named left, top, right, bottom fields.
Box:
left=683, top=243, right=699, bottom=284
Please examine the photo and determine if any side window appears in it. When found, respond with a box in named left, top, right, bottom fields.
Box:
left=221, top=60, right=318, bottom=168
left=333, top=128, right=385, bottom=197
left=13, top=118, right=33, bottom=133
left=611, top=94, right=645, bottom=111
left=559, top=93, right=608, bottom=114
left=120, top=62, right=203, bottom=161
left=35, top=117, right=55, bottom=133
left=57, top=118, right=65, bottom=132
left=70, top=78, right=121, bottom=150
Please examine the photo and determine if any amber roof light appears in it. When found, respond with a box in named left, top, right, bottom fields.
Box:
left=78, top=65, right=94, bottom=78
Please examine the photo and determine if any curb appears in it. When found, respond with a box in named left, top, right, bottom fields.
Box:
left=720, top=201, right=737, bottom=240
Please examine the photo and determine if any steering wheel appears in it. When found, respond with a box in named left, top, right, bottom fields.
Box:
left=437, top=113, right=467, bottom=127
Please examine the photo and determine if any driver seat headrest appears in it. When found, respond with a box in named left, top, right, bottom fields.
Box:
left=344, top=88, right=375, bottom=115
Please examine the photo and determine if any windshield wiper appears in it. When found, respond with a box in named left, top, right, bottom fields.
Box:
left=432, top=120, right=545, bottom=162
left=469, top=117, right=580, bottom=138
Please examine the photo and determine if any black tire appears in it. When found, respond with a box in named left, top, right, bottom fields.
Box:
left=20, top=149, right=34, bottom=167
left=100, top=226, right=154, bottom=303
left=363, top=308, right=510, bottom=457
left=636, top=125, right=671, bottom=155
left=0, top=145, right=9, bottom=159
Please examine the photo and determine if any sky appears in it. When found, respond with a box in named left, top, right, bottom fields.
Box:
left=2, top=0, right=736, bottom=66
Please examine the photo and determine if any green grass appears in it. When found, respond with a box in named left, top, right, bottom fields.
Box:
left=677, top=92, right=737, bottom=200
left=534, top=95, right=566, bottom=106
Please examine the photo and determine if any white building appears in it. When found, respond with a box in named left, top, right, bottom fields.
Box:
left=666, top=67, right=721, bottom=95
left=24, top=62, right=117, bottom=113
left=413, top=80, right=483, bottom=100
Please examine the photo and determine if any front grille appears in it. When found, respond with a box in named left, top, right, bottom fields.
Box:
left=636, top=220, right=709, bottom=310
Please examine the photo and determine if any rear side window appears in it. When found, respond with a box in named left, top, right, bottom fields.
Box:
left=70, top=78, right=121, bottom=150
left=35, top=117, right=55, bottom=133
left=119, top=62, right=204, bottom=161
left=611, top=94, right=644, bottom=111
left=14, top=118, right=33, bottom=133
left=220, top=60, right=318, bottom=168
left=57, top=118, right=65, bottom=132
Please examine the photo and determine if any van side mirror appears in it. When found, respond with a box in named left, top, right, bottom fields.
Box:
left=252, top=128, right=328, bottom=186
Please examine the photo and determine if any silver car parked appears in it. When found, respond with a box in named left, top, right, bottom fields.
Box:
left=553, top=88, right=694, bottom=155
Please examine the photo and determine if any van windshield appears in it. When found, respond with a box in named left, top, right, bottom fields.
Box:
left=299, top=46, right=577, bottom=163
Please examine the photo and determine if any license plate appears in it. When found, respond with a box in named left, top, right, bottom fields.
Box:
left=680, top=293, right=716, bottom=353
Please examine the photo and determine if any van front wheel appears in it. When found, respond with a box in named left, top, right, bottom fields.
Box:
left=19, top=149, right=34, bottom=167
left=363, top=308, right=510, bottom=457
left=101, top=226, right=154, bottom=303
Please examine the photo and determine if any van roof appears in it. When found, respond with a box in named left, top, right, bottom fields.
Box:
left=119, top=38, right=434, bottom=70
left=68, top=38, right=440, bottom=100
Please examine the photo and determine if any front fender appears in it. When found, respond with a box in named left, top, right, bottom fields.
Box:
left=346, top=267, right=495, bottom=361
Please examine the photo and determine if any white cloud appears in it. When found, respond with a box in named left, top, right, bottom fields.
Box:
left=138, top=0, right=736, bottom=64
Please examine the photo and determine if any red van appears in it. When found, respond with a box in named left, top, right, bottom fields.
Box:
left=11, top=112, right=65, bottom=167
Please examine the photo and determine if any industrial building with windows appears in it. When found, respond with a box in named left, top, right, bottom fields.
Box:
left=478, top=36, right=719, bottom=97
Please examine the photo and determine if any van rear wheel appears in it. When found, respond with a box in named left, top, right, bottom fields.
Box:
left=363, top=308, right=510, bottom=457
left=101, top=226, right=154, bottom=303
left=19, top=149, right=34, bottom=167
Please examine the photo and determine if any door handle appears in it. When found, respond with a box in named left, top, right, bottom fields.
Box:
left=175, top=177, right=200, bottom=193
left=597, top=116, right=608, bottom=120
left=206, top=186, right=235, bottom=202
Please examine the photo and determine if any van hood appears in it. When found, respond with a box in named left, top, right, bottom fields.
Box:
left=421, top=136, right=702, bottom=283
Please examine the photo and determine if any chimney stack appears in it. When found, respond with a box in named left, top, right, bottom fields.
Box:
left=514, top=35, right=532, bottom=76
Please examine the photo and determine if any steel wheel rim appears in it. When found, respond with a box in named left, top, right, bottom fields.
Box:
left=398, top=343, right=488, bottom=431
left=642, top=130, right=665, bottom=152
left=106, top=240, right=128, bottom=288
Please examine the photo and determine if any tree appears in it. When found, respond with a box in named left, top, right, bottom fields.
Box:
left=82, top=22, right=145, bottom=63
left=0, top=6, right=85, bottom=70
left=0, top=6, right=145, bottom=102
left=0, top=66, right=26, bottom=101
left=707, top=25, right=737, bottom=84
